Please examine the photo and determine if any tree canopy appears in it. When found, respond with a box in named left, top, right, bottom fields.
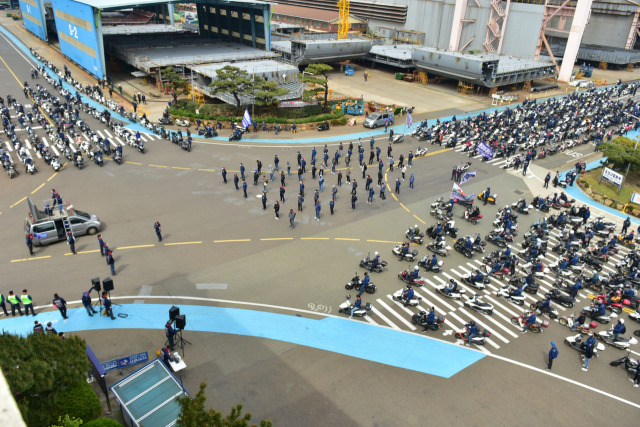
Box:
left=253, top=79, right=289, bottom=108
left=208, top=66, right=254, bottom=108
left=299, top=64, right=334, bottom=112
left=161, top=67, right=189, bottom=96
left=0, top=332, right=91, bottom=426
left=177, top=382, right=272, bottom=427
left=600, top=136, right=640, bottom=172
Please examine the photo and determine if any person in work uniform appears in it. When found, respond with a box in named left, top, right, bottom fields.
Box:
left=0, top=293, right=8, bottom=316
left=7, top=291, right=22, bottom=316
left=21, top=289, right=35, bottom=316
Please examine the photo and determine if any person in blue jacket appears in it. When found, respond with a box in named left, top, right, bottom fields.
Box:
left=522, top=310, right=536, bottom=333
left=569, top=254, right=579, bottom=265
left=358, top=272, right=370, bottom=297
left=547, top=342, right=559, bottom=370
left=402, top=285, right=415, bottom=307
left=471, top=270, right=484, bottom=284
left=570, top=280, right=582, bottom=298
left=538, top=296, right=552, bottom=314
left=410, top=265, right=420, bottom=282
left=489, top=261, right=502, bottom=275
left=509, top=286, right=523, bottom=297
left=428, top=254, right=438, bottom=269
left=465, top=321, right=478, bottom=345
left=349, top=295, right=362, bottom=318
left=612, top=319, right=626, bottom=341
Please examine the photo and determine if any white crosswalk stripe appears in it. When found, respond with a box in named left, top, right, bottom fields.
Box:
left=383, top=295, right=418, bottom=330
left=370, top=303, right=401, bottom=330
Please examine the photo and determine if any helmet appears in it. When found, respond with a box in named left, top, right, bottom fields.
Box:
left=616, top=290, right=621, bottom=295
left=415, top=224, right=418, bottom=229
left=470, top=320, right=476, bottom=326
left=475, top=269, right=480, bottom=274
left=406, top=284, right=412, bottom=289
left=620, top=319, right=625, bottom=324
left=374, top=251, right=378, bottom=256
left=414, top=266, right=419, bottom=271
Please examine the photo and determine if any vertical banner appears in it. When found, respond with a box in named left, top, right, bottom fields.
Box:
left=19, top=0, right=47, bottom=41
left=51, top=0, right=104, bottom=80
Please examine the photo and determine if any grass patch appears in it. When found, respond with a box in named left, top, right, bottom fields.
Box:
left=577, top=168, right=640, bottom=216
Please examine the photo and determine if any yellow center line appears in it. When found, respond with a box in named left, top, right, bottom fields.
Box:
left=172, top=167, right=192, bottom=170
left=117, top=244, right=155, bottom=250
left=10, top=196, right=26, bottom=208
left=47, top=171, right=59, bottom=182
left=75, top=249, right=100, bottom=254
left=31, top=183, right=45, bottom=194
left=391, top=194, right=398, bottom=201
left=149, top=164, right=168, bottom=168
left=11, top=255, right=52, bottom=263
left=261, top=237, right=294, bottom=241
left=334, top=238, right=360, bottom=241
left=301, top=237, right=330, bottom=240
left=164, top=241, right=202, bottom=246
left=125, top=161, right=142, bottom=165
left=213, top=239, right=251, bottom=243
left=399, top=203, right=410, bottom=212
left=367, top=239, right=402, bottom=244
left=198, top=168, right=215, bottom=172
left=413, top=214, right=426, bottom=224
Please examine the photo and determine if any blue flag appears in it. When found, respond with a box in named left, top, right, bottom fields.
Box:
left=241, top=108, right=252, bottom=129
left=460, top=171, right=476, bottom=185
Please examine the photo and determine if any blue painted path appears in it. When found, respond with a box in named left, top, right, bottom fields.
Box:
left=0, top=304, right=484, bottom=378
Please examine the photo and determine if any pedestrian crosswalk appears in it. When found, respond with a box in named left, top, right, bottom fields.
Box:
left=356, top=226, right=634, bottom=354
left=452, top=144, right=537, bottom=177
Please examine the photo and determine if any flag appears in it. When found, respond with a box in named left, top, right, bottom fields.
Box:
left=450, top=182, right=476, bottom=202
left=477, top=142, right=493, bottom=159
left=406, top=113, right=413, bottom=128
left=241, top=108, right=252, bottom=129
left=460, top=171, right=476, bottom=185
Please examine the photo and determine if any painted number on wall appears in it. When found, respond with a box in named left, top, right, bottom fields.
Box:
left=68, top=24, right=78, bottom=39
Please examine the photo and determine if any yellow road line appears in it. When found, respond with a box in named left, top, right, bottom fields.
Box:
left=413, top=214, right=425, bottom=224
left=391, top=194, right=398, bottom=201
left=164, top=241, right=202, bottom=246
left=399, top=203, right=410, bottom=212
left=125, top=161, right=142, bottom=165
left=172, top=166, right=191, bottom=170
left=76, top=249, right=100, bottom=254
left=10, top=196, right=26, bottom=208
left=31, top=183, right=45, bottom=194
left=148, top=164, right=168, bottom=168
left=11, top=255, right=51, bottom=263
left=213, top=239, right=251, bottom=243
left=301, top=237, right=330, bottom=240
left=367, top=239, right=402, bottom=244
left=335, top=238, right=360, bottom=241
left=117, top=244, right=155, bottom=250
left=47, top=171, right=58, bottom=182
left=198, top=168, right=215, bottom=172
left=261, top=237, right=293, bottom=241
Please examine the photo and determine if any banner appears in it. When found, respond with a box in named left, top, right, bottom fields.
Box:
left=241, top=108, right=252, bottom=129
left=477, top=142, right=493, bottom=159
left=450, top=182, right=476, bottom=202
left=460, top=171, right=476, bottom=185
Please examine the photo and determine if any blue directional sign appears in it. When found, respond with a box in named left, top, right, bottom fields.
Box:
left=51, top=0, right=104, bottom=79
left=19, top=0, right=47, bottom=41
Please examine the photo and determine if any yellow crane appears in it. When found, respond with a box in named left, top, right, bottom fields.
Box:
left=337, top=0, right=349, bottom=39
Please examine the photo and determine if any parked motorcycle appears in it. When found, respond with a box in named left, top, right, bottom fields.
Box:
left=464, top=294, right=494, bottom=315
left=609, top=349, right=639, bottom=375
left=597, top=328, right=638, bottom=350
left=565, top=334, right=606, bottom=355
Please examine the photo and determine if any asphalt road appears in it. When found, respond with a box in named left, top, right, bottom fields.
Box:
left=1, top=26, right=639, bottom=425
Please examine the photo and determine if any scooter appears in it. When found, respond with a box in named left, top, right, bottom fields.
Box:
left=597, top=328, right=638, bottom=350
left=609, top=349, right=639, bottom=375
left=412, top=312, right=446, bottom=331
left=175, top=118, right=190, bottom=127
left=426, top=241, right=451, bottom=256
left=392, top=245, right=418, bottom=262
left=456, top=327, right=492, bottom=346
left=338, top=295, right=372, bottom=317
left=344, top=273, right=376, bottom=294
left=630, top=309, right=640, bottom=323
left=418, top=256, right=444, bottom=273
left=565, top=334, right=606, bottom=355
left=405, top=227, right=425, bottom=244
left=392, top=134, right=404, bottom=144
left=51, top=156, right=62, bottom=172
left=559, top=314, right=598, bottom=334
left=317, top=122, right=330, bottom=131
left=462, top=208, right=482, bottom=224
left=477, top=190, right=498, bottom=205
left=359, top=253, right=388, bottom=273
left=511, top=313, right=549, bottom=333
left=435, top=283, right=466, bottom=300
left=583, top=305, right=616, bottom=324
left=454, top=238, right=474, bottom=259
left=398, top=269, right=426, bottom=287
left=545, top=288, right=576, bottom=308
left=392, top=288, right=422, bottom=306
left=464, top=294, right=494, bottom=315
left=461, top=273, right=488, bottom=290
left=530, top=301, right=559, bottom=319
left=112, top=151, right=122, bottom=165
left=496, top=286, right=526, bottom=306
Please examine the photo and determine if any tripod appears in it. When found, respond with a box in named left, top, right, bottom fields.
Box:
left=174, top=329, right=191, bottom=356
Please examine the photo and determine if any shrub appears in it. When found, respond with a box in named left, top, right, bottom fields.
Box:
left=54, top=382, right=102, bottom=423
left=83, top=418, right=124, bottom=427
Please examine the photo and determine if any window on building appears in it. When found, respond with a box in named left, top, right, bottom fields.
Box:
left=321, top=22, right=328, bottom=29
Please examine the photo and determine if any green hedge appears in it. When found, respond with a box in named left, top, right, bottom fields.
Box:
left=83, top=418, right=123, bottom=427
left=170, top=99, right=339, bottom=124
left=54, top=382, right=102, bottom=424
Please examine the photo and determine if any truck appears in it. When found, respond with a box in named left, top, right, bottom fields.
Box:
left=24, top=197, right=101, bottom=246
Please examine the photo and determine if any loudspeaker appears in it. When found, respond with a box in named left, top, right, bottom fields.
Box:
left=102, top=277, right=114, bottom=292
left=91, top=277, right=101, bottom=292
left=169, top=306, right=180, bottom=322
left=175, top=314, right=186, bottom=330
